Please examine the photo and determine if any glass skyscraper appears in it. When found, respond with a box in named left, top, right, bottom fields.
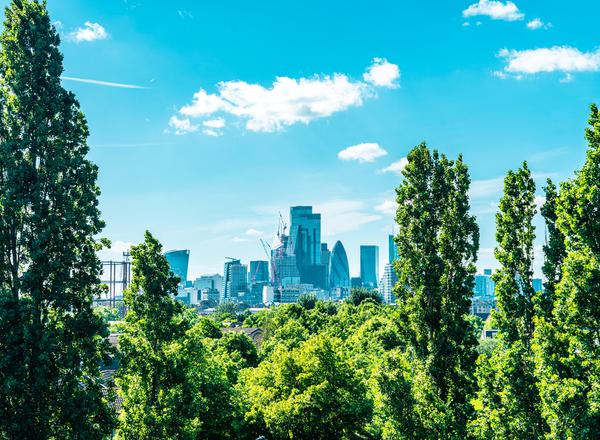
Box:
left=290, top=206, right=326, bottom=288
left=249, top=260, right=269, bottom=284
left=379, top=262, right=397, bottom=304
left=222, top=258, right=247, bottom=303
left=329, top=240, right=350, bottom=289
left=388, top=234, right=398, bottom=264
left=164, top=249, right=190, bottom=285
left=360, top=245, right=379, bottom=288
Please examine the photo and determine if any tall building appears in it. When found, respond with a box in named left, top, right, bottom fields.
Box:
left=290, top=206, right=326, bottom=288
left=474, top=269, right=495, bottom=297
left=532, top=278, right=543, bottom=293
left=249, top=260, right=269, bottom=284
left=320, top=243, right=331, bottom=289
left=360, top=245, right=379, bottom=288
left=329, top=241, right=350, bottom=290
left=379, top=263, right=397, bottom=304
left=271, top=232, right=301, bottom=287
left=193, top=274, right=223, bottom=295
left=164, top=249, right=190, bottom=285
left=388, top=234, right=398, bottom=264
left=222, top=259, right=247, bottom=303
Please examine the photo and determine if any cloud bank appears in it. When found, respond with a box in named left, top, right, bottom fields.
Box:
left=170, top=58, right=400, bottom=135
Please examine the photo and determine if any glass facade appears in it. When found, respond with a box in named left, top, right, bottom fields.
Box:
left=329, top=240, right=350, bottom=289
left=360, top=245, right=379, bottom=288
left=388, top=234, right=398, bottom=264
left=249, top=260, right=269, bottom=284
left=290, top=206, right=327, bottom=288
left=222, top=259, right=248, bottom=303
left=379, top=262, right=397, bottom=304
left=164, top=249, right=190, bottom=285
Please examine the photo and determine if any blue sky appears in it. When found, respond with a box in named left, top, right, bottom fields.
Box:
left=9, top=0, right=599, bottom=278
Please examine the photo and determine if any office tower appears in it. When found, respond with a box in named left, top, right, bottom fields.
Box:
left=193, top=274, right=224, bottom=295
left=249, top=260, right=269, bottom=284
left=329, top=241, right=350, bottom=289
left=222, top=258, right=248, bottom=303
left=532, top=278, right=543, bottom=293
left=164, top=249, right=190, bottom=285
left=379, top=263, right=397, bottom=304
left=271, top=232, right=301, bottom=287
left=388, top=234, right=398, bottom=264
left=351, top=277, right=362, bottom=288
left=290, top=206, right=326, bottom=288
left=360, top=245, right=379, bottom=288
left=473, top=269, right=496, bottom=297
left=320, top=243, right=331, bottom=289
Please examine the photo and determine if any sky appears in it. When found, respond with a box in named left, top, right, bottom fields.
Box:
left=6, top=0, right=599, bottom=278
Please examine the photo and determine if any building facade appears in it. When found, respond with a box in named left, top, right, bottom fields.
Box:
left=290, top=206, right=327, bottom=288
left=329, top=240, right=350, bottom=290
left=222, top=259, right=248, bottom=303
left=388, top=234, right=398, bottom=264
left=164, top=249, right=190, bottom=285
left=379, top=262, right=397, bottom=304
left=360, top=245, right=379, bottom=289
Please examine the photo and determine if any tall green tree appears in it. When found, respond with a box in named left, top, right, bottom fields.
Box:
left=0, top=1, right=113, bottom=437
left=472, top=163, right=547, bottom=439
left=116, top=231, right=195, bottom=438
left=533, top=104, right=600, bottom=438
left=116, top=232, right=240, bottom=439
left=394, top=143, right=480, bottom=438
left=536, top=179, right=566, bottom=318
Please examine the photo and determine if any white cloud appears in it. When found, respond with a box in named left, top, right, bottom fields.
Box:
left=203, top=117, right=226, bottom=128
left=375, top=200, right=397, bottom=215
left=338, top=143, right=388, bottom=163
left=172, top=58, right=399, bottom=135
left=169, top=116, right=198, bottom=135
left=497, top=46, right=600, bottom=79
left=68, top=22, right=108, bottom=42
left=380, top=158, right=408, bottom=175
left=245, top=228, right=263, bottom=236
left=470, top=176, right=504, bottom=199
left=463, top=0, right=524, bottom=21
left=526, top=18, right=550, bottom=30
left=202, top=129, right=221, bottom=137
left=313, top=200, right=381, bottom=236
left=61, top=76, right=146, bottom=89
left=363, top=58, right=400, bottom=88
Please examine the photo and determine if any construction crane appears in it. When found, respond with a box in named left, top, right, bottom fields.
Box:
left=260, top=238, right=280, bottom=287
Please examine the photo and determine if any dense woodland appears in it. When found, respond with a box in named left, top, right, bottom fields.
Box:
left=0, top=1, right=599, bottom=439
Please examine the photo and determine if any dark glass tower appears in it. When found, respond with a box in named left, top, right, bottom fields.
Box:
left=360, top=245, right=379, bottom=288
left=164, top=249, right=190, bottom=285
left=329, top=241, right=350, bottom=289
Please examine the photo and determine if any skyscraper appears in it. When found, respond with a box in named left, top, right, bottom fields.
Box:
left=249, top=260, right=269, bottom=284
left=164, top=249, right=190, bottom=285
left=320, top=243, right=331, bottom=289
left=329, top=241, right=350, bottom=289
left=388, top=234, right=398, bottom=264
left=379, top=263, right=397, bottom=304
left=290, top=206, right=326, bottom=288
left=222, top=258, right=247, bottom=303
left=360, top=245, right=379, bottom=288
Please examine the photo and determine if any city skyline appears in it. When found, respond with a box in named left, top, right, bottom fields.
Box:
left=31, top=0, right=599, bottom=279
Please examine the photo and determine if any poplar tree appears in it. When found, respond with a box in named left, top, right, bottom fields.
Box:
left=534, top=104, right=600, bottom=438
left=472, top=163, right=547, bottom=439
left=394, top=143, right=480, bottom=438
left=0, top=1, right=113, bottom=437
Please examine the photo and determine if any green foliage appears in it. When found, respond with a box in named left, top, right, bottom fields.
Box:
left=472, top=163, right=547, bottom=438
left=239, top=334, right=373, bottom=440
left=346, top=287, right=383, bottom=306
left=94, top=305, right=122, bottom=323
left=394, top=143, right=480, bottom=438
left=0, top=1, right=113, bottom=437
left=532, top=104, right=600, bottom=438
left=467, top=314, right=485, bottom=338
left=297, top=292, right=317, bottom=309
left=116, top=232, right=239, bottom=439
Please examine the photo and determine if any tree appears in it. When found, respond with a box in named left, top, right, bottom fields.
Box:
left=394, top=143, right=480, bottom=438
left=0, top=1, right=113, bottom=437
left=346, top=287, right=383, bottom=306
left=240, top=334, right=373, bottom=440
left=533, top=104, right=600, bottom=438
left=116, top=232, right=198, bottom=438
left=472, top=163, right=547, bottom=439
